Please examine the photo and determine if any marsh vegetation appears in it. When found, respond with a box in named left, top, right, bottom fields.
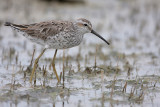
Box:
left=0, top=0, right=160, bottom=106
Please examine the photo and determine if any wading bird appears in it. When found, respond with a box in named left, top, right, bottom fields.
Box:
left=5, top=18, right=110, bottom=83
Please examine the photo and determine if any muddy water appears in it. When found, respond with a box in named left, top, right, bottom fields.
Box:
left=0, top=0, right=160, bottom=107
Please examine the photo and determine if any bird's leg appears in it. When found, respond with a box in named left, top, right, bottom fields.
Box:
left=52, top=49, right=60, bottom=82
left=30, top=48, right=46, bottom=83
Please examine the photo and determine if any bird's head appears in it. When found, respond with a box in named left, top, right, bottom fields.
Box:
left=75, top=18, right=110, bottom=45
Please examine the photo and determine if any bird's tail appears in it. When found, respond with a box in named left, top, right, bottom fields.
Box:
left=4, top=22, right=28, bottom=32
left=4, top=22, right=12, bottom=26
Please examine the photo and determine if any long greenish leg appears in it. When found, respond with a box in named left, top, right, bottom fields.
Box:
left=30, top=48, right=46, bottom=83
left=52, top=49, right=60, bottom=82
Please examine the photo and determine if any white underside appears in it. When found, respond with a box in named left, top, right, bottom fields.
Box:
left=22, top=31, right=83, bottom=49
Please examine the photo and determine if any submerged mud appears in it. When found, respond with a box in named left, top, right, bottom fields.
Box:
left=0, top=0, right=160, bottom=106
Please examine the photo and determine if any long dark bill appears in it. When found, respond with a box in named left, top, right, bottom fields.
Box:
left=91, top=30, right=110, bottom=45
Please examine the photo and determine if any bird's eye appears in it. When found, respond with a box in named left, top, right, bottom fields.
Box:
left=84, top=24, right=87, bottom=26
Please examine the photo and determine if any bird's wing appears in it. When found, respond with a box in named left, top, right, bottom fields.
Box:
left=9, top=20, right=73, bottom=40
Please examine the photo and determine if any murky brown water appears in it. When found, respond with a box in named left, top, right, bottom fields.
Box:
left=0, top=0, right=160, bottom=107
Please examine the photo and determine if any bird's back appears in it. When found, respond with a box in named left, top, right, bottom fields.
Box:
left=5, top=20, right=84, bottom=49
left=5, top=20, right=74, bottom=40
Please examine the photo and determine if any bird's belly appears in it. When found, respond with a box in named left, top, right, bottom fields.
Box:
left=46, top=39, right=81, bottom=49
left=46, top=35, right=83, bottom=49
left=23, top=31, right=83, bottom=49
left=23, top=33, right=46, bottom=45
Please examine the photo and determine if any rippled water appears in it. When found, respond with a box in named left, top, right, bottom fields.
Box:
left=0, top=0, right=160, bottom=107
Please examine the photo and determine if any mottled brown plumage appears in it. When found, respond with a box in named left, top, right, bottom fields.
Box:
left=5, top=18, right=109, bottom=49
left=6, top=20, right=75, bottom=40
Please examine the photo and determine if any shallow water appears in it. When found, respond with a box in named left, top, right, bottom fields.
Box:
left=0, top=0, right=160, bottom=107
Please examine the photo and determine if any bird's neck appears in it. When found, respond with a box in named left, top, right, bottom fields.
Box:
left=73, top=23, right=86, bottom=36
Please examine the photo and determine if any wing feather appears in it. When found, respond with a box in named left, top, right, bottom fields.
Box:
left=21, top=21, right=73, bottom=40
left=7, top=20, right=74, bottom=40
